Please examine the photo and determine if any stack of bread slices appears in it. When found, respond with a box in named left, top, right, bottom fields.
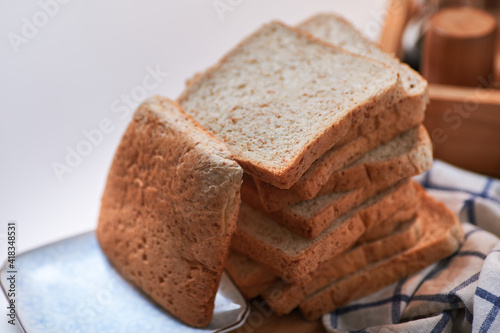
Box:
left=179, top=14, right=463, bottom=320
left=97, top=13, right=464, bottom=327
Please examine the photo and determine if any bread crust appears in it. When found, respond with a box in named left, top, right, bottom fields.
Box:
left=96, top=96, right=243, bottom=327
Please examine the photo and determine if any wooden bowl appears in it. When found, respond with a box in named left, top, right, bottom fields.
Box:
left=380, top=0, right=500, bottom=178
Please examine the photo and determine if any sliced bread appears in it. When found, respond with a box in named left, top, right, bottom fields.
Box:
left=178, top=21, right=403, bottom=189
left=356, top=205, right=417, bottom=244
left=232, top=180, right=420, bottom=282
left=318, top=125, right=432, bottom=195
left=284, top=104, right=424, bottom=201
left=231, top=203, right=366, bottom=283
left=225, top=251, right=277, bottom=299
left=243, top=176, right=417, bottom=240
left=254, top=125, right=432, bottom=211
left=96, top=97, right=243, bottom=327
left=298, top=13, right=427, bottom=102
left=246, top=13, right=428, bottom=197
left=225, top=193, right=419, bottom=301
left=299, top=186, right=465, bottom=321
left=263, top=215, right=422, bottom=315
left=225, top=250, right=277, bottom=300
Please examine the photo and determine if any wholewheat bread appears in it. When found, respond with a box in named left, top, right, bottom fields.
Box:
left=178, top=21, right=404, bottom=189
left=254, top=125, right=432, bottom=211
left=257, top=90, right=425, bottom=201
left=243, top=175, right=417, bottom=239
left=298, top=13, right=427, bottom=149
left=356, top=203, right=417, bottom=243
left=231, top=203, right=365, bottom=283
left=96, top=97, right=243, bottom=327
left=263, top=215, right=422, bottom=315
left=225, top=197, right=419, bottom=301
left=243, top=13, right=429, bottom=197
left=242, top=177, right=366, bottom=240
left=299, top=186, right=465, bottom=321
left=225, top=251, right=277, bottom=299
left=298, top=13, right=427, bottom=101
left=232, top=180, right=420, bottom=282
left=318, top=125, right=432, bottom=195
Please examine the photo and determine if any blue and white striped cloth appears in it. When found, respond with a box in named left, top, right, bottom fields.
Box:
left=323, top=160, right=500, bottom=333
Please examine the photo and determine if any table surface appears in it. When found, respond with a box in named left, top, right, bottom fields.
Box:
left=0, top=1, right=385, bottom=332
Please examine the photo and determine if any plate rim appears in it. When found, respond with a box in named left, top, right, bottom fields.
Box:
left=0, top=231, right=250, bottom=333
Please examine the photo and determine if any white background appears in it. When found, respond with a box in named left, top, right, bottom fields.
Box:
left=0, top=0, right=385, bottom=331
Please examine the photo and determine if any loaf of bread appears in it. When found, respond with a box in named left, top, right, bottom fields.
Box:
left=96, top=97, right=243, bottom=327
left=95, top=13, right=464, bottom=328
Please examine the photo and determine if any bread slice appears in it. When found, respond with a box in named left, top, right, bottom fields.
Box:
left=298, top=13, right=428, bottom=146
left=231, top=203, right=365, bottom=283
left=244, top=13, right=428, bottom=198
left=96, top=97, right=243, bottom=327
left=263, top=215, right=422, bottom=315
left=225, top=251, right=277, bottom=299
left=299, top=187, right=465, bottom=321
left=232, top=180, right=420, bottom=282
left=178, top=21, right=403, bottom=189
left=254, top=80, right=425, bottom=202
left=243, top=175, right=417, bottom=240
left=356, top=204, right=417, bottom=244
left=318, top=125, right=432, bottom=195
left=225, top=191, right=419, bottom=300
left=298, top=13, right=427, bottom=102
left=254, top=125, right=432, bottom=211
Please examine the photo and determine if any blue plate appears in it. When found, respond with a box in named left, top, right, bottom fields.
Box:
left=0, top=232, right=249, bottom=333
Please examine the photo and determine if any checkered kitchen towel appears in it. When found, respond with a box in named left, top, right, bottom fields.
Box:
left=323, top=160, right=500, bottom=333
